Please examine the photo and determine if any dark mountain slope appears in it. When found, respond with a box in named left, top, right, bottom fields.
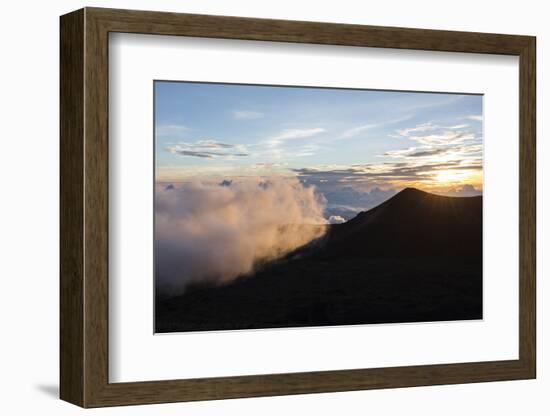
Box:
left=156, top=188, right=483, bottom=332
left=319, top=187, right=482, bottom=259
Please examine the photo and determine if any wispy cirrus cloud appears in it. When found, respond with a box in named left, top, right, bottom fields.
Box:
left=339, top=124, right=377, bottom=139
left=340, top=115, right=412, bottom=139
left=166, top=140, right=249, bottom=159
left=382, top=147, right=417, bottom=158
left=384, top=119, right=481, bottom=163
left=254, top=141, right=325, bottom=161
left=233, top=110, right=264, bottom=120
left=156, top=124, right=190, bottom=138
left=393, top=121, right=478, bottom=145
left=395, top=122, right=438, bottom=137
left=464, top=115, right=483, bottom=122
left=267, top=127, right=326, bottom=147
left=409, top=131, right=476, bottom=145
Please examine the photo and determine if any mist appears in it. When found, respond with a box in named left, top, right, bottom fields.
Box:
left=155, top=176, right=327, bottom=295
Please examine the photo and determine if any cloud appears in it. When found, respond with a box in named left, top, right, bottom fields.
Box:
left=328, top=215, right=346, bottom=224
left=156, top=124, right=190, bottom=138
left=323, top=186, right=397, bottom=213
left=396, top=122, right=438, bottom=137
left=392, top=121, right=479, bottom=147
left=340, top=115, right=412, bottom=139
left=411, top=131, right=476, bottom=145
left=169, top=149, right=215, bottom=158
left=383, top=148, right=417, bottom=158
left=294, top=158, right=482, bottom=185
left=439, top=184, right=482, bottom=197
left=233, top=110, right=263, bottom=120
left=408, top=148, right=449, bottom=157
left=383, top=143, right=481, bottom=160
left=255, top=142, right=324, bottom=161
left=268, top=128, right=326, bottom=147
left=297, top=171, right=399, bottom=219
left=340, top=124, right=377, bottom=139
left=195, top=139, right=236, bottom=149
left=381, top=120, right=482, bottom=171
left=293, top=143, right=322, bottom=157
left=155, top=177, right=327, bottom=294
left=454, top=144, right=482, bottom=157
left=254, top=162, right=281, bottom=169
left=465, top=115, right=483, bottom=122
left=166, top=140, right=249, bottom=159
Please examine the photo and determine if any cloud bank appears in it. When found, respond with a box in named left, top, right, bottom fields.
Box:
left=166, top=140, right=249, bottom=159
left=440, top=184, right=482, bottom=197
left=155, top=177, right=327, bottom=295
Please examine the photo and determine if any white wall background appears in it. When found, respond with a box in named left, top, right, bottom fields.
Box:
left=0, top=0, right=545, bottom=414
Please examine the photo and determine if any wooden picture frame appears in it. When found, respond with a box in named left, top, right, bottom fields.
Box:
left=60, top=7, right=536, bottom=408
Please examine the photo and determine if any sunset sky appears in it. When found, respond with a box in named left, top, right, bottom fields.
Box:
left=155, top=81, right=482, bottom=216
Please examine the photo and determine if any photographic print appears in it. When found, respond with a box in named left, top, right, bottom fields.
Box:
left=154, top=81, right=483, bottom=333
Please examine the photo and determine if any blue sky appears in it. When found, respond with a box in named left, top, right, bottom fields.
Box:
left=154, top=81, right=482, bottom=198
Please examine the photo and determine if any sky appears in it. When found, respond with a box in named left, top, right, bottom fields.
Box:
left=155, top=81, right=483, bottom=217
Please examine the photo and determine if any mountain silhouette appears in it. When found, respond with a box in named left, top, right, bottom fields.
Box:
left=156, top=188, right=483, bottom=332
left=318, top=187, right=482, bottom=259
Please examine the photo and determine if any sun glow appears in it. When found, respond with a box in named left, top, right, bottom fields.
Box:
left=417, top=168, right=483, bottom=194
left=433, top=169, right=472, bottom=184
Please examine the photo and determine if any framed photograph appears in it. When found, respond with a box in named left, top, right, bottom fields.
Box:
left=60, top=7, right=536, bottom=408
